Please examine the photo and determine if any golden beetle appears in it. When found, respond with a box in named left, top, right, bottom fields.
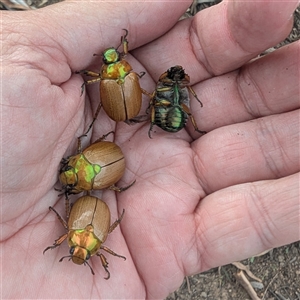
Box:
left=58, top=131, right=135, bottom=200
left=43, top=195, right=126, bottom=278
left=76, top=29, right=149, bottom=135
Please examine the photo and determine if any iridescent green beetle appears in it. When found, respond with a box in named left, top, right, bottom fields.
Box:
left=147, top=65, right=206, bottom=138
left=58, top=132, right=135, bottom=199
left=43, top=195, right=125, bottom=278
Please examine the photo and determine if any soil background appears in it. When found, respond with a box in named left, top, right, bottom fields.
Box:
left=1, top=1, right=299, bottom=299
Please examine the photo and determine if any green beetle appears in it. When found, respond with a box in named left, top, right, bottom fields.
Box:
left=147, top=65, right=206, bottom=138
left=58, top=131, right=135, bottom=200
left=76, top=29, right=149, bottom=136
left=43, top=195, right=126, bottom=278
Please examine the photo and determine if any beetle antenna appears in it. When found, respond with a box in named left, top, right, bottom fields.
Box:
left=59, top=255, right=73, bottom=263
left=84, top=260, right=95, bottom=275
left=59, top=255, right=72, bottom=262
left=54, top=187, right=62, bottom=193
left=59, top=255, right=95, bottom=275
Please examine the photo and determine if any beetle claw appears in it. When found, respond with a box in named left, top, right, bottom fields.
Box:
left=108, top=180, right=136, bottom=193
left=148, top=128, right=153, bottom=139
left=122, top=28, right=128, bottom=38
left=195, top=129, right=207, bottom=135
left=43, top=246, right=53, bottom=254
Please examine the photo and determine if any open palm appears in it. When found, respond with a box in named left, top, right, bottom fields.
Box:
left=2, top=1, right=299, bottom=299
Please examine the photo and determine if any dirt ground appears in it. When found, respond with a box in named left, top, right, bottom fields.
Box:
left=2, top=1, right=299, bottom=299
left=167, top=243, right=300, bottom=300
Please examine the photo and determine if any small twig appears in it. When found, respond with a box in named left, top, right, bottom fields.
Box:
left=234, top=270, right=262, bottom=300
left=232, top=262, right=262, bottom=282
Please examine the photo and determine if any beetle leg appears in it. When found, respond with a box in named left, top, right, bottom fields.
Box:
left=145, top=91, right=156, bottom=115
left=94, top=131, right=115, bottom=143
left=75, top=70, right=102, bottom=96
left=84, top=77, right=102, bottom=86
left=65, top=194, right=71, bottom=219
left=96, top=253, right=110, bottom=280
left=120, top=29, right=129, bottom=55
left=100, top=246, right=126, bottom=262
left=108, top=179, right=136, bottom=193
left=154, top=99, right=172, bottom=107
left=141, top=88, right=153, bottom=98
left=156, top=86, right=173, bottom=93
left=49, top=206, right=68, bottom=230
left=76, top=136, right=83, bottom=153
left=75, top=70, right=101, bottom=78
left=148, top=124, right=154, bottom=139
left=181, top=103, right=206, bottom=135
left=187, top=85, right=203, bottom=107
left=43, top=233, right=68, bottom=254
left=108, top=209, right=125, bottom=233
left=125, top=114, right=149, bottom=124
left=80, top=130, right=114, bottom=151
left=78, top=102, right=103, bottom=140
left=148, top=105, right=156, bottom=139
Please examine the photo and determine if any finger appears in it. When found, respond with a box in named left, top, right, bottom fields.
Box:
left=189, top=41, right=300, bottom=134
left=134, top=0, right=297, bottom=80
left=8, top=1, right=191, bottom=70
left=193, top=173, right=299, bottom=273
left=193, top=109, right=299, bottom=192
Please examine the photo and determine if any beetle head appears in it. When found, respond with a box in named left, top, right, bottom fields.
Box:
left=167, top=65, right=185, bottom=81
left=59, top=168, right=77, bottom=187
left=102, top=48, right=120, bottom=64
left=59, top=249, right=95, bottom=275
left=70, top=246, right=90, bottom=265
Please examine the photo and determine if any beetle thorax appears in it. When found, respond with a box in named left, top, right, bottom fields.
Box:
left=68, top=227, right=102, bottom=258
left=101, top=60, right=132, bottom=82
left=59, top=154, right=102, bottom=194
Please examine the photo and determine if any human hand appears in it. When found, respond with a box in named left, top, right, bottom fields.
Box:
left=1, top=1, right=299, bottom=299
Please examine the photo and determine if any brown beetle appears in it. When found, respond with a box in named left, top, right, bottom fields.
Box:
left=58, top=131, right=135, bottom=199
left=43, top=195, right=126, bottom=278
left=76, top=29, right=149, bottom=135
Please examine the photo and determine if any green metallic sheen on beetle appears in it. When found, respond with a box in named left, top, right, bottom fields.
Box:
left=77, top=29, right=148, bottom=127
left=59, top=132, right=135, bottom=197
left=43, top=195, right=126, bottom=278
left=147, top=65, right=206, bottom=138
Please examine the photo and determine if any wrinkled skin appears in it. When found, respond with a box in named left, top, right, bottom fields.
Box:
left=1, top=1, right=299, bottom=299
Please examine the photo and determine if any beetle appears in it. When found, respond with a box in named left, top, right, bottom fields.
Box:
left=58, top=131, right=135, bottom=203
left=43, top=195, right=125, bottom=278
left=76, top=29, right=149, bottom=135
left=147, top=65, right=206, bottom=138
